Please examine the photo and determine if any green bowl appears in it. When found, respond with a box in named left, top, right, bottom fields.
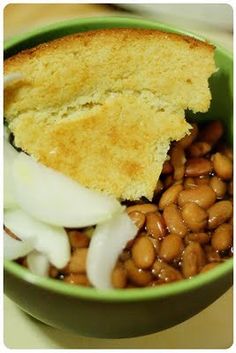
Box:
left=4, top=16, right=233, bottom=338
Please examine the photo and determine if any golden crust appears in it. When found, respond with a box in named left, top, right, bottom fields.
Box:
left=4, top=29, right=216, bottom=200
left=4, top=28, right=214, bottom=67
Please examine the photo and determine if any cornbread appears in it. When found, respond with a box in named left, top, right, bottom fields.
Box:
left=4, top=29, right=216, bottom=200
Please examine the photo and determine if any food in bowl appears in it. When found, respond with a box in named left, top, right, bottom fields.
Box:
left=5, top=120, right=233, bottom=289
left=3, top=29, right=233, bottom=290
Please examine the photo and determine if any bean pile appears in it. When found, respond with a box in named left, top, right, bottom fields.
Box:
left=19, top=121, right=233, bottom=288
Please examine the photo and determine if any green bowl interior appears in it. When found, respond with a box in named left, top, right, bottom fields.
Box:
left=4, top=16, right=233, bottom=302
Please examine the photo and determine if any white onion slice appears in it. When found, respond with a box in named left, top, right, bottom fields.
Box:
left=4, top=231, right=34, bottom=260
left=27, top=251, right=50, bottom=277
left=4, top=72, right=24, bottom=88
left=87, top=212, right=138, bottom=289
left=4, top=209, right=70, bottom=269
left=12, top=152, right=123, bottom=228
left=4, top=139, right=19, bottom=209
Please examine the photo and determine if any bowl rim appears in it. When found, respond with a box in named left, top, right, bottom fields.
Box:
left=4, top=258, right=233, bottom=302
left=4, top=15, right=233, bottom=302
left=4, top=15, right=233, bottom=58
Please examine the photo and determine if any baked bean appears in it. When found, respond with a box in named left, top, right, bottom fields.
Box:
left=188, top=141, right=211, bottom=157
left=198, top=121, right=223, bottom=145
left=159, top=234, right=184, bottom=262
left=217, top=144, right=233, bottom=161
left=148, top=236, right=160, bottom=253
left=212, top=153, right=233, bottom=180
left=177, top=123, right=198, bottom=149
left=221, top=146, right=233, bottom=160
left=148, top=280, right=160, bottom=287
left=211, top=223, right=233, bottom=251
left=228, top=181, right=233, bottom=196
left=209, top=176, right=227, bottom=199
left=184, top=232, right=210, bottom=245
left=163, top=204, right=188, bottom=237
left=152, top=260, right=183, bottom=282
left=181, top=202, right=208, bottom=232
left=178, top=185, right=216, bottom=209
left=170, top=145, right=186, bottom=180
left=173, top=179, right=183, bottom=186
left=184, top=177, right=196, bottom=189
left=66, top=248, right=88, bottom=274
left=204, top=245, right=222, bottom=263
left=207, top=200, right=233, bottom=229
left=49, top=266, right=59, bottom=278
left=111, top=265, right=127, bottom=288
left=119, top=250, right=130, bottom=262
left=161, top=160, right=173, bottom=174
left=67, top=230, right=90, bottom=248
left=159, top=184, right=183, bottom=210
left=127, top=203, right=158, bottom=215
left=146, top=212, right=166, bottom=238
left=128, top=211, right=145, bottom=230
left=200, top=263, right=219, bottom=273
left=132, top=236, right=156, bottom=269
left=164, top=175, right=174, bottom=189
left=64, top=273, right=90, bottom=286
left=182, top=242, right=206, bottom=278
left=124, top=259, right=153, bottom=286
left=185, top=158, right=213, bottom=177
left=194, top=176, right=210, bottom=186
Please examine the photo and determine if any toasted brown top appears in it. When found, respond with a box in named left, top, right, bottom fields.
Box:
left=4, top=29, right=216, bottom=200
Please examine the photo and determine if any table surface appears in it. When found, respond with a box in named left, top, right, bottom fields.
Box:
left=4, top=4, right=233, bottom=349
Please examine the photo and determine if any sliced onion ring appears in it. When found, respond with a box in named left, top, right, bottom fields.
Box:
left=12, top=152, right=122, bottom=228
left=27, top=251, right=50, bottom=277
left=4, top=209, right=70, bottom=269
left=4, top=231, right=34, bottom=260
left=87, top=212, right=138, bottom=289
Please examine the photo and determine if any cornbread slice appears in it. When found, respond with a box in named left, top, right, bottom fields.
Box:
left=4, top=29, right=216, bottom=200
